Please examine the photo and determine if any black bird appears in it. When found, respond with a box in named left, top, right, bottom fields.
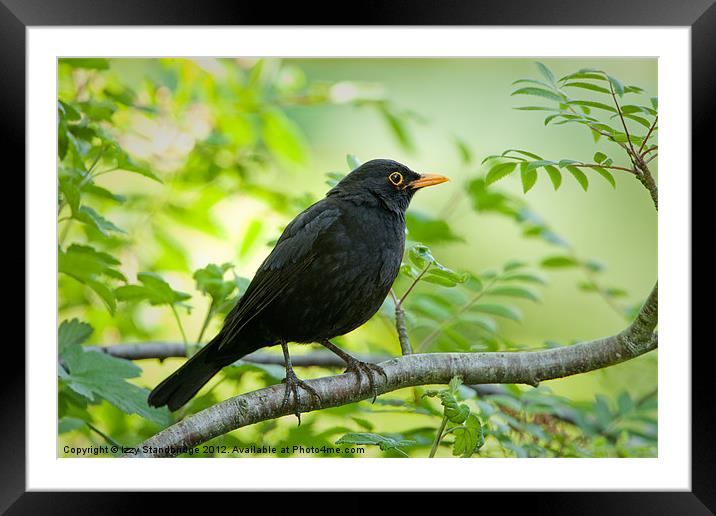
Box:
left=148, top=159, right=448, bottom=418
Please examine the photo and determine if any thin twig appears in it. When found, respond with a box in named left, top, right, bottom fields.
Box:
left=196, top=302, right=214, bottom=344
left=572, top=163, right=636, bottom=174
left=643, top=144, right=658, bottom=154
left=399, top=263, right=431, bottom=305
left=390, top=290, right=412, bottom=355
left=170, top=305, right=188, bottom=345
left=607, top=79, right=639, bottom=160
left=638, top=116, right=658, bottom=155
left=429, top=416, right=449, bottom=458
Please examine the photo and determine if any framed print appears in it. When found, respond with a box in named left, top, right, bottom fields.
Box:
left=3, top=0, right=709, bottom=512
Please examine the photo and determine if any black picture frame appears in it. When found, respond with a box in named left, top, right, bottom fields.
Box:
left=4, top=0, right=708, bottom=513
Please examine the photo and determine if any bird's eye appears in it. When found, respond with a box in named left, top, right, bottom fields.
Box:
left=388, top=172, right=404, bottom=186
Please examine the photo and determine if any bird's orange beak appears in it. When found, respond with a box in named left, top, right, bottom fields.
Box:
left=408, top=173, right=450, bottom=189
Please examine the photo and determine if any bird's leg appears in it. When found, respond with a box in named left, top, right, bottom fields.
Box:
left=280, top=341, right=321, bottom=424
left=319, top=339, right=387, bottom=403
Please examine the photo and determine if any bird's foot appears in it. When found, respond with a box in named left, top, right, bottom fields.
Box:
left=280, top=369, right=321, bottom=425
left=343, top=358, right=388, bottom=403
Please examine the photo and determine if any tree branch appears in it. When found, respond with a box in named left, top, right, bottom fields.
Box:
left=126, top=283, right=657, bottom=458
left=87, top=343, right=385, bottom=368
left=635, top=160, right=659, bottom=211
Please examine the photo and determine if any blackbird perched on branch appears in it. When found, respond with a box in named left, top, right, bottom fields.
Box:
left=148, top=159, right=448, bottom=420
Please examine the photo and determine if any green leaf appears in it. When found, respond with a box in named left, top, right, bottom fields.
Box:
left=452, top=414, right=484, bottom=457
left=511, top=87, right=564, bottom=103
left=566, top=166, right=589, bottom=191
left=502, top=149, right=543, bottom=160
left=446, top=403, right=470, bottom=424
left=77, top=101, right=116, bottom=121
left=585, top=259, right=606, bottom=272
left=351, top=417, right=374, bottom=431
left=514, top=106, right=559, bottom=112
left=606, top=287, right=628, bottom=298
left=346, top=154, right=362, bottom=170
left=116, top=151, right=163, bottom=183
left=563, top=82, right=610, bottom=94
left=543, top=114, right=560, bottom=126
left=116, top=272, right=191, bottom=307
left=620, top=105, right=654, bottom=115
left=594, top=395, right=613, bottom=427
left=153, top=227, right=190, bottom=272
left=58, top=245, right=125, bottom=313
left=558, top=71, right=608, bottom=82
left=420, top=274, right=454, bottom=287
left=520, top=164, right=538, bottom=193
left=544, top=165, right=562, bottom=190
left=620, top=113, right=652, bottom=129
left=525, top=160, right=556, bottom=171
left=422, top=268, right=468, bottom=287
left=58, top=100, right=81, bottom=121
left=59, top=58, right=110, bottom=70
left=503, top=260, right=526, bottom=272
left=454, top=138, right=472, bottom=164
left=593, top=152, right=607, bottom=163
left=58, top=120, right=69, bottom=159
left=592, top=166, right=616, bottom=188
left=261, top=109, right=308, bottom=165
left=567, top=100, right=616, bottom=113
left=59, top=417, right=86, bottom=434
left=83, top=184, right=126, bottom=203
left=617, top=392, right=635, bottom=416
left=239, top=219, right=264, bottom=258
left=60, top=343, right=170, bottom=426
left=379, top=105, right=413, bottom=151
left=335, top=433, right=416, bottom=456
left=59, top=177, right=81, bottom=213
left=541, top=256, right=578, bottom=268
left=535, top=62, right=556, bottom=84
left=489, top=286, right=541, bottom=302
left=325, top=171, right=346, bottom=187
left=511, top=78, right=554, bottom=89
left=406, top=211, right=464, bottom=245
left=501, top=272, right=547, bottom=284
left=624, top=85, right=645, bottom=94
left=246, top=59, right=265, bottom=88
left=473, top=304, right=522, bottom=321
left=448, top=376, right=463, bottom=394
left=557, top=159, right=580, bottom=168
left=75, top=206, right=125, bottom=236
left=58, top=319, right=93, bottom=355
left=408, top=243, right=435, bottom=269
left=607, top=75, right=624, bottom=96
left=193, top=263, right=236, bottom=306
left=486, top=162, right=517, bottom=186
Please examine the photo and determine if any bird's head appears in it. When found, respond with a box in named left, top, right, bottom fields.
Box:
left=327, top=159, right=449, bottom=213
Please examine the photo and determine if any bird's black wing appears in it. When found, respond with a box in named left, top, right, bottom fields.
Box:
left=218, top=200, right=341, bottom=348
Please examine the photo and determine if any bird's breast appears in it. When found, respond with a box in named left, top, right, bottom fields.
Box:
left=267, top=206, right=405, bottom=342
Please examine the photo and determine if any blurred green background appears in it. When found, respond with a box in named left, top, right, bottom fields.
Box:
left=58, top=58, right=657, bottom=457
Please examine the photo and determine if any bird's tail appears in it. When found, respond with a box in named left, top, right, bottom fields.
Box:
left=148, top=334, right=227, bottom=411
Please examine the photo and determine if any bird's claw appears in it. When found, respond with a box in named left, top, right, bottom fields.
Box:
left=344, top=359, right=387, bottom=403
left=280, top=370, right=321, bottom=425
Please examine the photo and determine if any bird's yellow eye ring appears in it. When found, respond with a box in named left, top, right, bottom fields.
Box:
left=388, top=172, right=404, bottom=186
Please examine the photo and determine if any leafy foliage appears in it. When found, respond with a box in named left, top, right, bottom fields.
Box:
left=57, top=58, right=656, bottom=458
left=484, top=63, right=658, bottom=192
left=59, top=320, right=170, bottom=427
